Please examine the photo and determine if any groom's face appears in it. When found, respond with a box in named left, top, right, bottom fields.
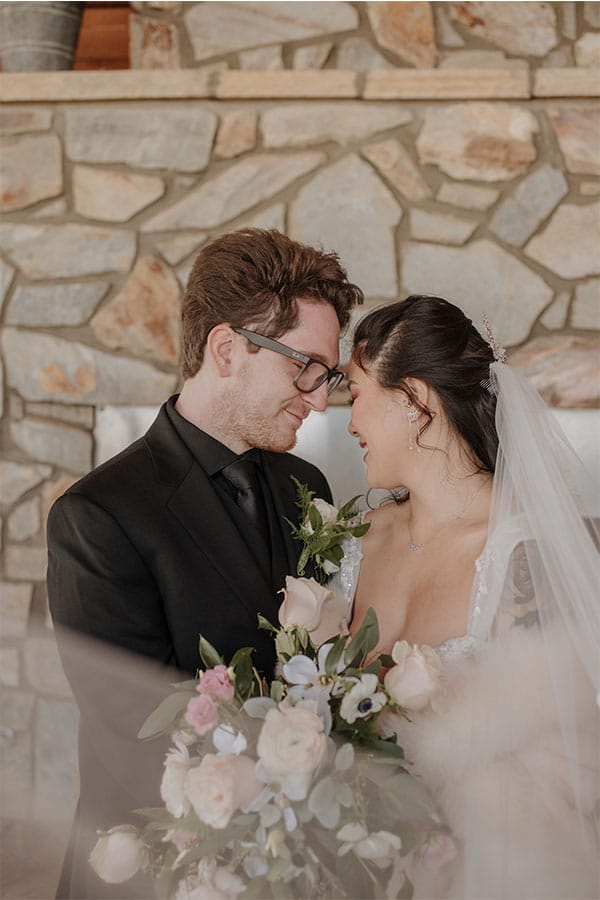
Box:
left=226, top=298, right=341, bottom=453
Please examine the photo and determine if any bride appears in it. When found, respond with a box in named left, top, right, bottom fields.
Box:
left=341, top=295, right=599, bottom=899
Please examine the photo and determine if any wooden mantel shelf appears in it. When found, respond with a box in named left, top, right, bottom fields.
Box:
left=0, top=68, right=598, bottom=104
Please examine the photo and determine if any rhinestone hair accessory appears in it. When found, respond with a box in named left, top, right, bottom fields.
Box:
left=482, top=314, right=507, bottom=364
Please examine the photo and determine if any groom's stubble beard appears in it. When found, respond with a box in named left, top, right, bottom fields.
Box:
left=219, top=378, right=299, bottom=453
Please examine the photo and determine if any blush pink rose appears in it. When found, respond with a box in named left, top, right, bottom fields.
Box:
left=421, top=833, right=458, bottom=872
left=198, top=665, right=235, bottom=703
left=184, top=693, right=219, bottom=736
left=384, top=641, right=443, bottom=712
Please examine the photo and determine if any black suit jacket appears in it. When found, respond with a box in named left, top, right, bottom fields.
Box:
left=47, top=401, right=332, bottom=899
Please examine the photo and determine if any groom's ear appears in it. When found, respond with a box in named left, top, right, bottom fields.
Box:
left=206, top=324, right=235, bottom=378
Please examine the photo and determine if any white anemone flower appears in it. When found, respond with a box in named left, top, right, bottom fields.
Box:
left=283, top=643, right=344, bottom=703
left=339, top=673, right=387, bottom=724
left=212, top=724, right=247, bottom=756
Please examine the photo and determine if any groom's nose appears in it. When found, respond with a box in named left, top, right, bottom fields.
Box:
left=303, top=381, right=329, bottom=413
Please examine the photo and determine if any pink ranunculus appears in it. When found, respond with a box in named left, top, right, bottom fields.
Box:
left=184, top=693, right=219, bottom=736
left=198, top=665, right=235, bottom=703
left=170, top=830, right=195, bottom=853
left=421, top=833, right=458, bottom=872
left=384, top=641, right=443, bottom=712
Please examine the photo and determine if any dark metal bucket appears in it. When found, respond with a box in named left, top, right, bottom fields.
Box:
left=0, top=2, right=84, bottom=72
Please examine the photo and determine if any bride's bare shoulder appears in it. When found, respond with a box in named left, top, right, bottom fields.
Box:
left=363, top=498, right=408, bottom=543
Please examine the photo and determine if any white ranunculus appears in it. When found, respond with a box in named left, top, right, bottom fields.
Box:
left=185, top=753, right=261, bottom=829
left=257, top=705, right=326, bottom=799
left=89, top=826, right=146, bottom=884
left=304, top=498, right=339, bottom=532
left=354, top=830, right=402, bottom=862
left=278, top=576, right=333, bottom=632
left=339, top=674, right=387, bottom=724
left=384, top=641, right=443, bottom=712
left=160, top=740, right=191, bottom=818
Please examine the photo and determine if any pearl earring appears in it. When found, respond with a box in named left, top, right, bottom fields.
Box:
left=407, top=406, right=420, bottom=452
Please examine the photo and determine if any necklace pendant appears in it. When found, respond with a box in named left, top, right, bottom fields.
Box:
left=409, top=542, right=423, bottom=552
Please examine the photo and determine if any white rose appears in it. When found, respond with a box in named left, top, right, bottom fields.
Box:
left=384, top=641, right=443, bottom=712
left=278, top=576, right=333, bottom=632
left=89, top=826, right=146, bottom=884
left=257, top=705, right=326, bottom=796
left=184, top=753, right=261, bottom=829
left=160, top=741, right=191, bottom=818
left=304, top=498, right=339, bottom=532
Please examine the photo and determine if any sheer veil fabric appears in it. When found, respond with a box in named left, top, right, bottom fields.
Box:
left=338, top=361, right=599, bottom=899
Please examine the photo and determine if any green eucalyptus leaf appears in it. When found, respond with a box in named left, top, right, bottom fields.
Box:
left=350, top=522, right=371, bottom=538
left=198, top=635, right=224, bottom=669
left=338, top=494, right=362, bottom=518
left=257, top=614, right=278, bottom=634
left=344, top=608, right=379, bottom=667
left=308, top=504, right=323, bottom=531
left=324, top=635, right=347, bottom=675
left=137, top=691, right=193, bottom=740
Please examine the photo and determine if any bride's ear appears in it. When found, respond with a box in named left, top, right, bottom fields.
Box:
left=402, top=377, right=430, bottom=411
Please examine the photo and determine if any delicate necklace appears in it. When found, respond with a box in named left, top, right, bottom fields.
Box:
left=407, top=480, right=490, bottom=552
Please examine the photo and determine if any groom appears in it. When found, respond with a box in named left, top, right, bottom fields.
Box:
left=47, top=228, right=362, bottom=898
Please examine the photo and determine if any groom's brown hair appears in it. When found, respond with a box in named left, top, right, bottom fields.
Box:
left=181, top=229, right=362, bottom=379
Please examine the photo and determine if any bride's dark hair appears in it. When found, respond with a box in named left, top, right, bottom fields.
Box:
left=352, top=295, right=498, bottom=474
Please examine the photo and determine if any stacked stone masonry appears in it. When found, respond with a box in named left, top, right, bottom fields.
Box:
left=0, top=1, right=598, bottom=831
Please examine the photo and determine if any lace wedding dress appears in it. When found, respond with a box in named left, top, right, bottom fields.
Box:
left=332, top=363, right=599, bottom=900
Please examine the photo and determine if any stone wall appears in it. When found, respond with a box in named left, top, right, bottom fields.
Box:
left=0, top=2, right=598, bottom=859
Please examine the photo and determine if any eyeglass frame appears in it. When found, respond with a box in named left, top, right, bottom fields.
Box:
left=232, top=326, right=344, bottom=394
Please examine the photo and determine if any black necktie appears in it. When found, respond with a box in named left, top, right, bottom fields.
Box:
left=222, top=454, right=269, bottom=547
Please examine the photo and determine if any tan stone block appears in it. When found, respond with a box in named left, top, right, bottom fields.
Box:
left=2, top=329, right=177, bottom=406
left=25, top=403, right=95, bottom=429
left=142, top=152, right=324, bottom=231
left=436, top=182, right=499, bottom=210
left=0, top=463, right=51, bottom=506
left=6, top=282, right=108, bottom=328
left=0, top=70, right=213, bottom=103
left=10, top=418, right=92, bottom=475
left=155, top=232, right=207, bottom=265
left=215, top=109, right=258, bottom=159
left=0, top=105, right=52, bottom=134
left=31, top=196, right=68, bottom=218
left=239, top=45, right=284, bottom=70
left=580, top=182, right=600, bottom=196
left=511, top=336, right=600, bottom=408
left=572, top=279, right=600, bottom=330
left=293, top=43, right=332, bottom=70
left=5, top=546, right=48, bottom=582
left=7, top=497, right=41, bottom=543
left=439, top=50, right=528, bottom=71
left=540, top=291, right=571, bottom=330
left=525, top=202, right=600, bottom=279
left=367, top=1, right=436, bottom=68
left=216, top=70, right=357, bottom=99
left=0, top=258, right=15, bottom=311
left=91, top=255, right=181, bottom=365
left=416, top=103, right=538, bottom=182
left=534, top=69, right=600, bottom=98
left=1, top=224, right=136, bottom=279
left=336, top=37, right=393, bottom=70
left=73, top=166, right=164, bottom=222
left=364, top=69, right=530, bottom=100
left=1, top=582, right=33, bottom=638
left=548, top=107, right=600, bottom=177
left=1, top=133, right=62, bottom=213
left=449, top=2, right=558, bottom=58
left=409, top=208, right=477, bottom=245
left=130, top=13, right=180, bottom=69
left=575, top=33, right=600, bottom=68
left=362, top=138, right=431, bottom=201
left=0, top=647, right=19, bottom=687
left=262, top=103, right=411, bottom=149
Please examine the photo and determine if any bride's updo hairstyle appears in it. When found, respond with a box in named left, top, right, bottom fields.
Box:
left=352, top=295, right=498, bottom=473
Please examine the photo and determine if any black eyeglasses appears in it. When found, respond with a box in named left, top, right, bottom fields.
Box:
left=233, top=327, right=344, bottom=394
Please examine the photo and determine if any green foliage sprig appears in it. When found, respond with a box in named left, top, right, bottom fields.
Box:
left=287, top=476, right=370, bottom=584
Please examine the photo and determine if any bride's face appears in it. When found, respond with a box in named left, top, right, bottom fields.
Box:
left=347, top=359, right=408, bottom=488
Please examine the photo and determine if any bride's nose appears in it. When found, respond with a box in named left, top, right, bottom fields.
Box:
left=348, top=417, right=358, bottom=437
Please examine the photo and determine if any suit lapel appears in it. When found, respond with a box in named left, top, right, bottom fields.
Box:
left=263, top=458, right=303, bottom=591
left=167, top=463, right=279, bottom=623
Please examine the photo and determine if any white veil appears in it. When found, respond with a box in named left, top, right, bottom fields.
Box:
left=458, top=360, right=600, bottom=899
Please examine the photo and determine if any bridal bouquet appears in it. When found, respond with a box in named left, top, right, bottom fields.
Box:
left=89, top=492, right=454, bottom=899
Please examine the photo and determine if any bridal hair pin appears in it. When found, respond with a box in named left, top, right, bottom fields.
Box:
left=482, top=314, right=507, bottom=364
